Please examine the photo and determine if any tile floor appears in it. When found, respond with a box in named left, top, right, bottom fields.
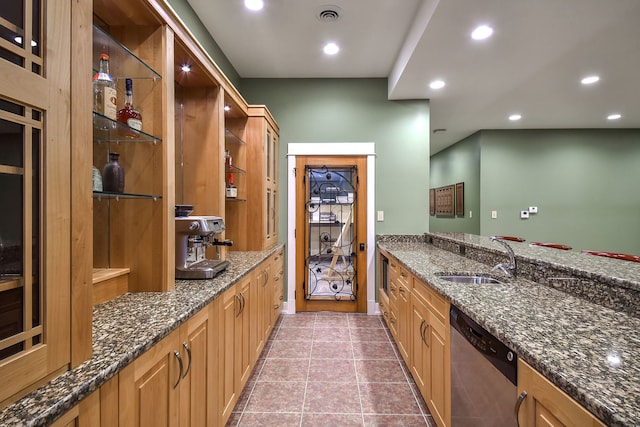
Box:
left=226, top=312, right=436, bottom=426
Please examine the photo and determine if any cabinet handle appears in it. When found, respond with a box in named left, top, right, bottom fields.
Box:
left=274, top=304, right=279, bottom=310
left=423, top=322, right=430, bottom=347
left=182, top=342, right=192, bottom=379
left=514, top=390, right=528, bottom=426
left=173, top=350, right=184, bottom=389
left=240, top=293, right=246, bottom=314
left=399, top=286, right=405, bottom=293
left=262, top=270, right=269, bottom=286
left=235, top=294, right=242, bottom=317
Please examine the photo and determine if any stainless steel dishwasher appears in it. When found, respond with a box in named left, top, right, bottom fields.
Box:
left=450, top=306, right=518, bottom=427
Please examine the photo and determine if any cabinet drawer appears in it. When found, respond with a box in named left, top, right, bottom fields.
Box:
left=397, top=265, right=411, bottom=289
left=413, top=277, right=448, bottom=321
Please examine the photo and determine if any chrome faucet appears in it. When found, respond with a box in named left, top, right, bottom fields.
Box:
left=490, top=236, right=517, bottom=278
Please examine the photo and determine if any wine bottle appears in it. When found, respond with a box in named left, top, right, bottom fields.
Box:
left=117, top=78, right=143, bottom=134
left=93, top=53, right=117, bottom=129
left=226, top=173, right=237, bottom=198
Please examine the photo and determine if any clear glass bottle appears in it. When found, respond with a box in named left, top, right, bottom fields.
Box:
left=117, top=78, right=143, bottom=134
left=102, top=152, right=125, bottom=193
left=226, top=173, right=237, bottom=198
left=93, top=53, right=117, bottom=129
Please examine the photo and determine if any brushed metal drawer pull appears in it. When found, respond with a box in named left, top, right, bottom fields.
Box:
left=182, top=342, right=192, bottom=378
left=173, top=350, right=184, bottom=389
left=514, top=390, right=528, bottom=426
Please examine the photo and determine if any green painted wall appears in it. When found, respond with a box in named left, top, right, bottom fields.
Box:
left=168, top=2, right=430, bottom=237
left=432, top=129, right=640, bottom=254
left=241, top=78, right=430, bottom=236
left=166, top=0, right=241, bottom=87
left=429, top=132, right=481, bottom=234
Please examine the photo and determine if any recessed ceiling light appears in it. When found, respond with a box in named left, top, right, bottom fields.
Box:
left=607, top=113, right=621, bottom=120
left=224, top=105, right=231, bottom=112
left=581, top=75, right=600, bottom=85
left=471, top=25, right=494, bottom=40
left=244, top=0, right=263, bottom=11
left=323, top=42, right=339, bottom=55
left=181, top=64, right=191, bottom=72
left=429, top=79, right=445, bottom=90
left=509, top=114, right=522, bottom=121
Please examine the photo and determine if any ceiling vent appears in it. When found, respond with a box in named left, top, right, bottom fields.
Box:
left=317, top=5, right=342, bottom=22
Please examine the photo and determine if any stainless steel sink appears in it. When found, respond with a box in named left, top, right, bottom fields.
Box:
left=437, top=275, right=503, bottom=284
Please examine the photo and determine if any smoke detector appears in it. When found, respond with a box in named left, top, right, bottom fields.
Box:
left=317, top=5, right=343, bottom=22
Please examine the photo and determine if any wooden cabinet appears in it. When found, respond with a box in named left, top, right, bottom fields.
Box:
left=412, top=277, right=451, bottom=427
left=272, top=248, right=285, bottom=321
left=379, top=252, right=451, bottom=427
left=517, top=359, right=606, bottom=427
left=119, top=305, right=214, bottom=426
left=90, top=3, right=174, bottom=296
left=388, top=257, right=410, bottom=363
left=244, top=106, right=280, bottom=251
left=50, top=390, right=101, bottom=427
left=219, top=274, right=253, bottom=425
left=0, top=0, right=74, bottom=404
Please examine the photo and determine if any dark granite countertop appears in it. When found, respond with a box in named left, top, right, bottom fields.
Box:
left=377, top=233, right=640, bottom=427
left=0, top=246, right=282, bottom=427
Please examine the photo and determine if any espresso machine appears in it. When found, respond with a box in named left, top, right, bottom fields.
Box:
left=175, top=215, right=232, bottom=279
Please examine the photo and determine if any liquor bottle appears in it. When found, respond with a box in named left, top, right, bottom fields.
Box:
left=117, top=78, right=143, bottom=134
left=226, top=173, right=237, bottom=198
left=93, top=53, right=117, bottom=129
left=102, top=152, right=125, bottom=193
left=224, top=150, right=232, bottom=168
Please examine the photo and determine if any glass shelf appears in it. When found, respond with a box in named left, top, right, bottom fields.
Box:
left=93, top=112, right=162, bottom=144
left=225, top=128, right=246, bottom=145
left=93, top=25, right=161, bottom=81
left=93, top=191, right=162, bottom=200
left=225, top=165, right=246, bottom=174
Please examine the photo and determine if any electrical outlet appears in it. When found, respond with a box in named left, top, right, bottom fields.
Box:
left=521, top=210, right=529, bottom=219
left=529, top=206, right=538, bottom=214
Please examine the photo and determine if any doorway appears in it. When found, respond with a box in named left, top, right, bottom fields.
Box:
left=295, top=155, right=368, bottom=313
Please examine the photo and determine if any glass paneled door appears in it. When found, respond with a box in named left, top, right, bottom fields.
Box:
left=0, top=0, right=72, bottom=402
left=305, top=166, right=356, bottom=300
left=295, top=156, right=367, bottom=313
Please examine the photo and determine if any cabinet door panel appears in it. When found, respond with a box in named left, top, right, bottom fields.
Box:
left=517, top=359, right=605, bottom=427
left=410, top=298, right=429, bottom=394
left=180, top=309, right=210, bottom=426
left=220, top=286, right=238, bottom=423
left=119, top=331, right=179, bottom=427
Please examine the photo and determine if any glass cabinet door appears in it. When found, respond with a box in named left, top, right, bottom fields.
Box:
left=0, top=0, right=71, bottom=403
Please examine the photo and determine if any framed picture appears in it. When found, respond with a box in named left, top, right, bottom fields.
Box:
left=435, top=185, right=455, bottom=216
left=429, top=188, right=435, bottom=216
left=455, top=182, right=464, bottom=216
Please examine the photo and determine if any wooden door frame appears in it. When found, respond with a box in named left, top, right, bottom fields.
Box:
left=286, top=143, right=376, bottom=314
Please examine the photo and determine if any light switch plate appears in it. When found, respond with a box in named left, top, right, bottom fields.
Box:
left=521, top=210, right=529, bottom=219
left=377, top=211, right=384, bottom=221
left=491, top=210, right=498, bottom=219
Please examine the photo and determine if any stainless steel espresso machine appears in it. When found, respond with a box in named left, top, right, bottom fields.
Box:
left=175, top=215, right=232, bottom=279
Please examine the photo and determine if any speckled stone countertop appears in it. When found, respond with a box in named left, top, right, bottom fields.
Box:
left=377, top=233, right=640, bottom=427
left=0, top=246, right=282, bottom=427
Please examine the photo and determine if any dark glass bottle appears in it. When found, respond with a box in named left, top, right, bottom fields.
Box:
left=102, top=152, right=125, bottom=193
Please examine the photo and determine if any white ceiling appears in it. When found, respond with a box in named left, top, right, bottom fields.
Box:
left=186, top=0, right=640, bottom=154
